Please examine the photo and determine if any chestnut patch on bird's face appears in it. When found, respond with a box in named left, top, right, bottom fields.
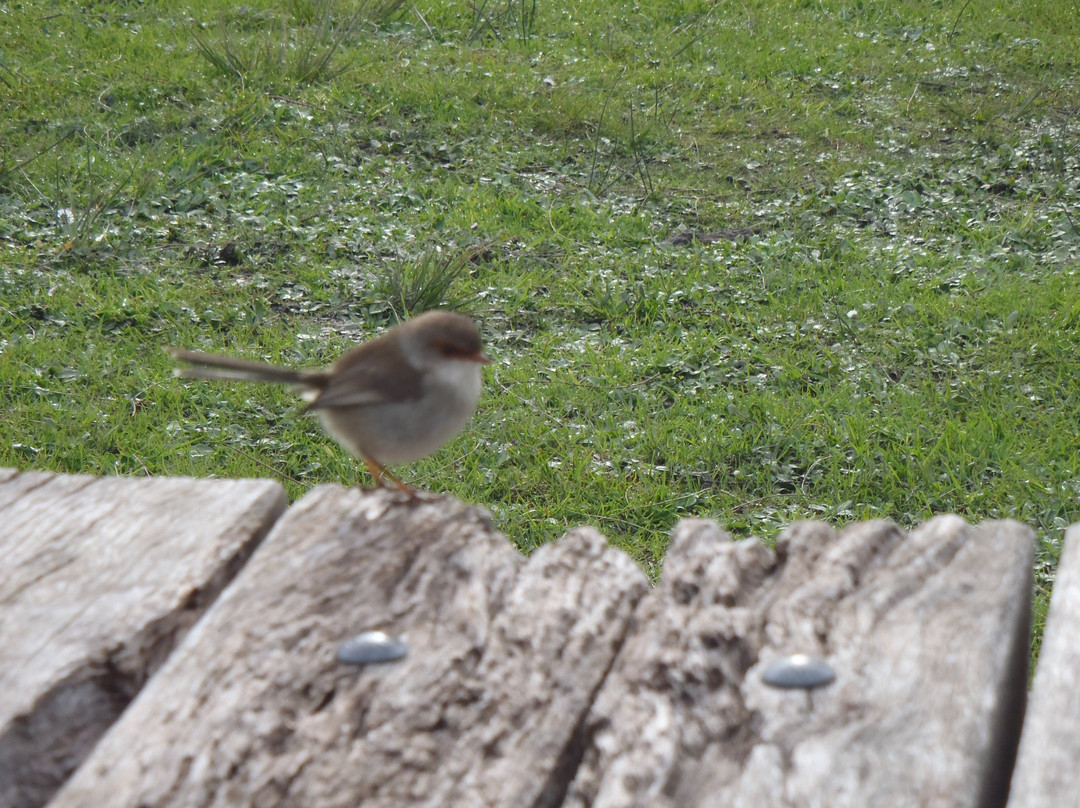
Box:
left=435, top=339, right=474, bottom=359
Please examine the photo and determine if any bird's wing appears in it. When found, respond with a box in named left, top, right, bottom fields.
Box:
left=306, top=333, right=423, bottom=410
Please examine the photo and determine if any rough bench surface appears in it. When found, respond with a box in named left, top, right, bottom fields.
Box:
left=0, top=469, right=286, bottom=808
left=47, top=485, right=646, bottom=808
left=0, top=469, right=1063, bottom=807
left=565, top=516, right=1030, bottom=808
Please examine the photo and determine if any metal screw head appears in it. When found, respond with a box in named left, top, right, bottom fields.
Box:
left=762, top=654, right=836, bottom=690
left=336, top=631, right=408, bottom=665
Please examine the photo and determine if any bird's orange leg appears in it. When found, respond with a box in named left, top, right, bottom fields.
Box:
left=360, top=454, right=419, bottom=498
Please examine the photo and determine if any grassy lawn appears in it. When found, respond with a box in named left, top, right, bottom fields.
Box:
left=2, top=0, right=1077, bottom=649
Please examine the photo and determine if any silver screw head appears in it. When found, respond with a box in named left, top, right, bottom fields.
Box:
left=337, top=631, right=408, bottom=665
left=762, top=654, right=836, bottom=690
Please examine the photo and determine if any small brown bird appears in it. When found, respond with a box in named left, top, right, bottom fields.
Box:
left=169, top=311, right=490, bottom=493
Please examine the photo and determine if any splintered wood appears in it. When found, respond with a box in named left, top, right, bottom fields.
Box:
left=563, top=517, right=1031, bottom=808
left=31, top=479, right=1034, bottom=808
left=47, top=486, right=648, bottom=808
left=0, top=470, right=287, bottom=808
left=0, top=469, right=1044, bottom=807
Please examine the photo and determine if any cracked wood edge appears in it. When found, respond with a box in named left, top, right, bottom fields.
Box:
left=0, top=469, right=287, bottom=808
left=1007, top=523, right=1080, bottom=808
left=564, top=516, right=1033, bottom=808
left=47, top=486, right=649, bottom=808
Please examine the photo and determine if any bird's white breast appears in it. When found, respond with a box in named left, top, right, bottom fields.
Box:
left=317, top=359, right=482, bottom=465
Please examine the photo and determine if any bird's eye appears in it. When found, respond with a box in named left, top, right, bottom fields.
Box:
left=436, top=340, right=468, bottom=358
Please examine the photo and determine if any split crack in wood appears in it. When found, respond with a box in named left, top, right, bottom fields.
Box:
left=0, top=471, right=287, bottom=808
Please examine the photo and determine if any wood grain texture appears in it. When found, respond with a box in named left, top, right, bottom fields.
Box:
left=0, top=469, right=286, bottom=808
left=564, top=516, right=1033, bottom=808
left=6, top=470, right=1038, bottom=807
left=48, top=485, right=649, bottom=808
left=1007, top=523, right=1080, bottom=808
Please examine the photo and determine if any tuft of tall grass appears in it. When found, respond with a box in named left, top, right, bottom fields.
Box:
left=372, top=245, right=492, bottom=317
left=187, top=0, right=407, bottom=87
left=467, top=0, right=538, bottom=43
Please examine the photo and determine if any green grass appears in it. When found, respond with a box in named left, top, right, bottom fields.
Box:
left=2, top=0, right=1078, bottom=654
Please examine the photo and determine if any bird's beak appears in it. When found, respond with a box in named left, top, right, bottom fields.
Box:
left=473, top=352, right=493, bottom=364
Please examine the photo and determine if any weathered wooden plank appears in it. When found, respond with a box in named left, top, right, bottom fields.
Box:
left=564, top=516, right=1033, bottom=808
left=0, top=469, right=287, bottom=808
left=1007, top=523, right=1080, bottom=808
left=47, top=486, right=648, bottom=808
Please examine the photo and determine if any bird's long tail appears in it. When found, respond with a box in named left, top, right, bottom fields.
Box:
left=167, top=347, right=317, bottom=386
